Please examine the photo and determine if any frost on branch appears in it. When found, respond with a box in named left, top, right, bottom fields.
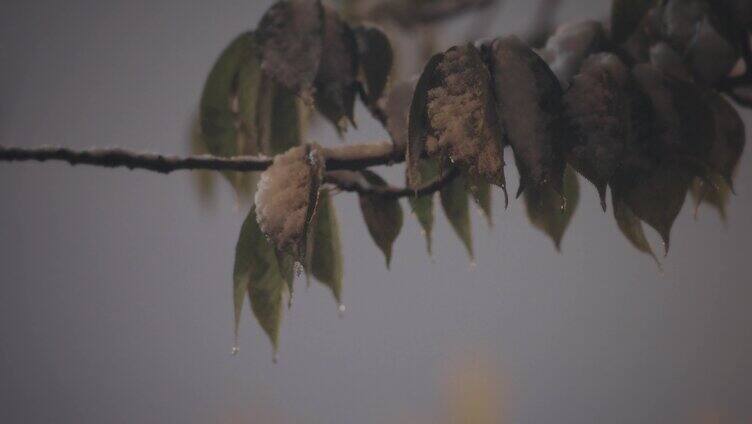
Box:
left=424, top=44, right=507, bottom=193
left=255, top=145, right=324, bottom=261
left=485, top=36, right=566, bottom=196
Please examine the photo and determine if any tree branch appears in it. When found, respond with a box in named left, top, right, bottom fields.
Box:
left=324, top=167, right=459, bottom=198
left=0, top=142, right=405, bottom=174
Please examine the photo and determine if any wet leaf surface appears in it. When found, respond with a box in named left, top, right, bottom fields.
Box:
left=612, top=190, right=660, bottom=264
left=440, top=171, right=474, bottom=260
left=408, top=158, right=440, bottom=255
left=307, top=189, right=344, bottom=303
left=524, top=166, right=580, bottom=250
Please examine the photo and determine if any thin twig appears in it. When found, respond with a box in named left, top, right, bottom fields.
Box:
left=324, top=167, right=459, bottom=198
left=0, top=142, right=405, bottom=174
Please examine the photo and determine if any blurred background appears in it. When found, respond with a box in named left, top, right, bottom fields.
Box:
left=1, top=0, right=751, bottom=423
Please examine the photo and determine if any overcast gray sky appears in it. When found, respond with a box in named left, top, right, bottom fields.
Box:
left=1, top=1, right=751, bottom=423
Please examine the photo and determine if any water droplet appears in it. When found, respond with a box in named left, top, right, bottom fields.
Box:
left=231, top=346, right=240, bottom=356
left=337, top=303, right=347, bottom=318
left=469, top=260, right=477, bottom=271
left=272, top=352, right=279, bottom=364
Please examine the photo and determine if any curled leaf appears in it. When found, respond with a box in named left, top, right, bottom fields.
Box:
left=257, top=0, right=324, bottom=97
left=233, top=207, right=292, bottom=353
left=307, top=189, right=344, bottom=303
left=425, top=43, right=507, bottom=193
left=353, top=25, right=393, bottom=104
left=486, top=35, right=566, bottom=196
left=524, top=166, right=579, bottom=250
left=315, top=4, right=359, bottom=133
left=255, top=145, right=324, bottom=261
left=358, top=171, right=404, bottom=268
left=440, top=171, right=473, bottom=260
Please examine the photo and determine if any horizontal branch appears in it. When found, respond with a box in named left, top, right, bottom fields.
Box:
left=325, top=167, right=459, bottom=198
left=0, top=142, right=405, bottom=174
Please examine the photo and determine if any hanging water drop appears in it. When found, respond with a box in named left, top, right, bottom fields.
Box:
left=272, top=352, right=279, bottom=364
left=469, top=260, right=477, bottom=271
left=231, top=346, right=240, bottom=356
left=338, top=303, right=347, bottom=318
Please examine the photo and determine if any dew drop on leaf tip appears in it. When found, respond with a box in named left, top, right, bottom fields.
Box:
left=337, top=303, right=346, bottom=318
left=231, top=346, right=240, bottom=356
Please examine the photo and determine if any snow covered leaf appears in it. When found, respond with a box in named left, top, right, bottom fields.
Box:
left=408, top=53, right=444, bottom=189
left=314, top=4, right=358, bottom=134
left=255, top=145, right=324, bottom=261
left=358, top=171, right=404, bottom=268
left=407, top=158, right=440, bottom=255
left=538, top=21, right=607, bottom=87
left=611, top=0, right=657, bottom=44
left=524, top=166, right=579, bottom=251
left=486, top=36, right=566, bottom=196
left=440, top=172, right=473, bottom=260
left=425, top=43, right=507, bottom=193
left=307, top=189, right=344, bottom=304
left=233, top=207, right=292, bottom=353
left=257, top=0, right=324, bottom=97
left=353, top=25, right=393, bottom=104
left=612, top=191, right=659, bottom=264
left=563, top=53, right=631, bottom=208
left=611, top=164, right=692, bottom=253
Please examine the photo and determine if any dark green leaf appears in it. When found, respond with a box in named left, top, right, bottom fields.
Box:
left=407, top=53, right=444, bottom=189
left=691, top=175, right=731, bottom=222
left=487, top=36, right=566, bottom=196
left=358, top=171, right=404, bottom=268
left=314, top=4, right=359, bottom=134
left=440, top=171, right=473, bottom=260
left=257, top=0, right=324, bottom=97
left=524, top=166, right=579, bottom=250
left=233, top=207, right=292, bottom=352
left=307, top=189, right=344, bottom=304
left=612, top=191, right=660, bottom=264
left=611, top=0, right=657, bottom=45
left=467, top=178, right=493, bottom=226
left=407, top=158, right=440, bottom=255
left=353, top=25, right=393, bottom=103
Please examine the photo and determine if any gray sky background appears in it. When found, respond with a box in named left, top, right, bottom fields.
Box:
left=1, top=1, right=751, bottom=423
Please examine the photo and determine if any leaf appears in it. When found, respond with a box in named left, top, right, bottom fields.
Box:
left=467, top=178, right=493, bottom=226
left=703, top=90, right=745, bottom=189
left=353, top=25, right=393, bottom=103
left=407, top=158, right=440, bottom=255
left=611, top=164, right=691, bottom=253
left=407, top=53, right=444, bottom=189
left=611, top=0, right=657, bottom=45
left=385, top=78, right=418, bottom=152
left=314, top=4, right=359, bottom=134
left=257, top=0, right=325, bottom=97
left=307, top=189, right=344, bottom=304
left=358, top=171, right=404, bottom=268
left=523, top=166, right=579, bottom=250
left=198, top=31, right=261, bottom=202
left=425, top=43, right=507, bottom=194
left=691, top=175, right=731, bottom=222
left=612, top=191, right=660, bottom=264
left=538, top=21, right=608, bottom=87
left=257, top=77, right=306, bottom=156
left=440, top=171, right=473, bottom=260
left=255, top=145, right=324, bottom=261
left=563, top=53, right=631, bottom=209
left=486, top=36, right=566, bottom=196
left=233, top=207, right=292, bottom=352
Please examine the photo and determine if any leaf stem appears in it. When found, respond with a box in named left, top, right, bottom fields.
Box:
left=324, top=167, right=459, bottom=198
